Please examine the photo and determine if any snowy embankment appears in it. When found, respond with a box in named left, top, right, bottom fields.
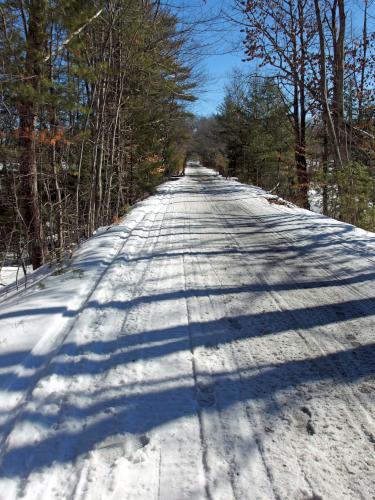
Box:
left=0, top=163, right=374, bottom=499
left=0, top=268, right=20, bottom=288
left=0, top=266, right=33, bottom=293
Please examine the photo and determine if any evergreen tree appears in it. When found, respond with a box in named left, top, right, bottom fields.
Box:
left=0, top=0, right=196, bottom=271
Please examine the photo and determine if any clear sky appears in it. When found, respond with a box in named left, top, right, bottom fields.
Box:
left=193, top=51, right=245, bottom=116
left=167, top=0, right=247, bottom=117
left=167, top=0, right=374, bottom=117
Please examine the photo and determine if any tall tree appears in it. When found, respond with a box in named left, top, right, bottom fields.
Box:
left=18, top=0, right=48, bottom=269
left=0, top=0, right=196, bottom=273
left=331, top=0, right=348, bottom=161
left=240, top=0, right=315, bottom=207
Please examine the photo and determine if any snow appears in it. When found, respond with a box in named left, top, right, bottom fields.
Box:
left=0, top=267, right=19, bottom=288
left=0, top=265, right=51, bottom=304
left=308, top=185, right=323, bottom=214
left=0, top=266, right=31, bottom=289
left=0, top=163, right=374, bottom=499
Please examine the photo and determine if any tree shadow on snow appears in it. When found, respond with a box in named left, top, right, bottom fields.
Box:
left=0, top=169, right=375, bottom=480
left=0, top=288, right=374, bottom=478
left=0, top=337, right=374, bottom=477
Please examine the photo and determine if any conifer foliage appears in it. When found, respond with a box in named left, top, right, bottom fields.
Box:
left=0, top=0, right=195, bottom=270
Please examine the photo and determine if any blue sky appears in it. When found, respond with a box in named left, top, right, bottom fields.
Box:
left=193, top=51, right=245, bottom=116
left=168, top=0, right=375, bottom=117
left=168, top=0, right=247, bottom=116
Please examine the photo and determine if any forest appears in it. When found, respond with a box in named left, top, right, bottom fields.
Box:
left=195, top=0, right=375, bottom=230
left=0, top=0, right=374, bottom=276
left=0, top=0, right=195, bottom=273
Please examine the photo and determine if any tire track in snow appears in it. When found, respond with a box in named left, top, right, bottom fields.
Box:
left=194, top=189, right=289, bottom=499
left=180, top=190, right=281, bottom=500
left=188, top=204, right=311, bottom=499
left=179, top=171, right=372, bottom=498
left=204, top=183, right=375, bottom=499
left=70, top=183, right=208, bottom=500
left=69, top=192, right=172, bottom=500
left=181, top=237, right=218, bottom=500
left=131, top=192, right=208, bottom=500
left=0, top=187, right=172, bottom=497
left=184, top=255, right=279, bottom=499
left=212, top=192, right=375, bottom=426
left=235, top=196, right=375, bottom=305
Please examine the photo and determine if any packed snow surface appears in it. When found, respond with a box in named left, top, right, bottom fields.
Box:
left=0, top=164, right=374, bottom=499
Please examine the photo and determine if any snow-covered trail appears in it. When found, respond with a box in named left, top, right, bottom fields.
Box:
left=0, top=164, right=374, bottom=499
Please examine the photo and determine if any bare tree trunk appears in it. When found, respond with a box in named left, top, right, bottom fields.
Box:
left=19, top=0, right=47, bottom=269
left=75, top=84, right=97, bottom=242
left=49, top=36, right=63, bottom=256
left=51, top=125, right=63, bottom=255
left=358, top=0, right=368, bottom=122
left=322, top=123, right=329, bottom=215
left=297, top=0, right=309, bottom=209
left=314, top=0, right=343, bottom=167
left=332, top=0, right=348, bottom=161
left=95, top=125, right=105, bottom=226
left=106, top=77, right=124, bottom=222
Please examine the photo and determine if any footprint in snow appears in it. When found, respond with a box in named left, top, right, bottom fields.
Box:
left=227, top=317, right=242, bottom=330
left=196, top=383, right=216, bottom=407
left=292, top=407, right=316, bottom=436
left=94, top=433, right=150, bottom=463
left=296, top=490, right=324, bottom=500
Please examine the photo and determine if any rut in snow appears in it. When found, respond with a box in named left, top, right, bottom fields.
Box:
left=0, top=164, right=374, bottom=500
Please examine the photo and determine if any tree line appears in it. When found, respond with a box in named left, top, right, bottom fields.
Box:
left=0, top=0, right=195, bottom=272
left=194, top=0, right=375, bottom=230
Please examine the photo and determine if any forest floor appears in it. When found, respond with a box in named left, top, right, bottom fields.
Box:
left=0, top=163, right=374, bottom=500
